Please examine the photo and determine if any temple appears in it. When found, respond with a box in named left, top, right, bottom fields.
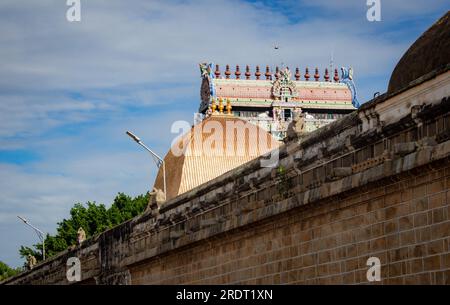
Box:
left=199, top=64, right=359, bottom=140
left=152, top=63, right=361, bottom=200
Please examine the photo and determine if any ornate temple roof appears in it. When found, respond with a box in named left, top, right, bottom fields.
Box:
left=200, top=65, right=355, bottom=112
left=388, top=11, right=450, bottom=95
left=153, top=115, right=281, bottom=200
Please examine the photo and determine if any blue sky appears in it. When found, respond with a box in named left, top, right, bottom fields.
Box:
left=0, top=0, right=448, bottom=268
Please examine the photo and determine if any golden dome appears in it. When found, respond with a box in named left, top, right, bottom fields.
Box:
left=153, top=115, right=281, bottom=200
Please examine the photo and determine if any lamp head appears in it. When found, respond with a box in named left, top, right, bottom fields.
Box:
left=17, top=215, right=28, bottom=223
left=126, top=131, right=141, bottom=143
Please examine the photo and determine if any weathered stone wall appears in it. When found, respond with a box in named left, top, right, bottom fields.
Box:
left=130, top=160, right=450, bottom=284
left=3, top=70, right=449, bottom=285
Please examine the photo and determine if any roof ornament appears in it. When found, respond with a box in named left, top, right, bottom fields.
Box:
left=235, top=65, right=241, bottom=79
left=324, top=68, right=330, bottom=82
left=340, top=67, right=360, bottom=108
left=255, top=65, right=261, bottom=80
left=245, top=65, right=251, bottom=79
left=211, top=98, right=217, bottom=113
left=218, top=98, right=224, bottom=114
left=314, top=67, right=320, bottom=81
left=225, top=65, right=231, bottom=79
left=199, top=62, right=216, bottom=98
left=333, top=68, right=339, bottom=82
left=215, top=64, right=221, bottom=78
left=304, top=67, right=310, bottom=81
left=226, top=98, right=232, bottom=114
left=295, top=67, right=300, bottom=81
left=199, top=62, right=213, bottom=79
left=272, top=67, right=298, bottom=102
left=265, top=66, right=271, bottom=80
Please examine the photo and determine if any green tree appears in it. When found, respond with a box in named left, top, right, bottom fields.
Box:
left=0, top=261, right=21, bottom=281
left=19, top=192, right=150, bottom=264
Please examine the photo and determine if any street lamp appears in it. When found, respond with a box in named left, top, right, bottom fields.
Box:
left=17, top=216, right=45, bottom=261
left=126, top=131, right=167, bottom=200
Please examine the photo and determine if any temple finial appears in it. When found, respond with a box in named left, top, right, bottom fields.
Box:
left=245, top=65, right=251, bottom=80
left=324, top=68, right=330, bottom=82
left=211, top=98, right=217, bottom=113
left=226, top=98, right=232, bottom=114
left=235, top=65, right=241, bottom=79
left=305, top=67, right=310, bottom=81
left=218, top=98, right=224, bottom=113
left=215, top=64, right=220, bottom=78
left=334, top=68, right=339, bottom=82
left=295, top=67, right=300, bottom=81
left=255, top=65, right=261, bottom=80
left=314, top=67, right=319, bottom=81
left=225, top=65, right=231, bottom=79
left=265, top=65, right=271, bottom=80
left=275, top=66, right=280, bottom=80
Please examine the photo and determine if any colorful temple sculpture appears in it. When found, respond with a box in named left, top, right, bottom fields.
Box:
left=199, top=63, right=359, bottom=140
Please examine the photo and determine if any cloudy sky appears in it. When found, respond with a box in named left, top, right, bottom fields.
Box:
left=0, top=0, right=448, bottom=267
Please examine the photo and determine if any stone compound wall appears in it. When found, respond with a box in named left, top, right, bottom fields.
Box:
left=3, top=70, right=450, bottom=285
left=130, top=161, right=450, bottom=284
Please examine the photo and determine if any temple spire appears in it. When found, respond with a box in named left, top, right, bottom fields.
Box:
left=218, top=98, right=224, bottom=113
left=265, top=65, right=271, bottom=80
left=295, top=67, right=300, bottom=81
left=215, top=64, right=220, bottom=78
left=314, top=67, right=320, bottom=81
left=255, top=65, right=261, bottom=80
left=245, top=65, right=251, bottom=80
left=225, top=65, right=231, bottom=79
left=334, top=68, right=339, bottom=82
left=226, top=98, right=232, bottom=114
left=235, top=65, right=241, bottom=79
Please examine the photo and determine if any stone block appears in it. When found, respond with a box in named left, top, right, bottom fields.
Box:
left=394, top=142, right=416, bottom=156
left=169, top=230, right=185, bottom=240
left=331, top=167, right=352, bottom=178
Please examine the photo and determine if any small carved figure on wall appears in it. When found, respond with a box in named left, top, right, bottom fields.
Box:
left=77, top=227, right=86, bottom=246
left=27, top=254, right=37, bottom=270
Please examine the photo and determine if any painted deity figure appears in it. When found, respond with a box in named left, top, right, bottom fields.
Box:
left=340, top=67, right=360, bottom=108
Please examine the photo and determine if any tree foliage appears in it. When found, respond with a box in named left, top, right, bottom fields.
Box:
left=19, top=192, right=149, bottom=263
left=0, top=261, right=21, bottom=281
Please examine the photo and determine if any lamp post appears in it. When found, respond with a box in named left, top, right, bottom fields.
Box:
left=126, top=131, right=166, bottom=200
left=17, top=216, right=45, bottom=261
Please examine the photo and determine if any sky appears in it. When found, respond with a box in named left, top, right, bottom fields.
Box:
left=0, top=0, right=448, bottom=268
